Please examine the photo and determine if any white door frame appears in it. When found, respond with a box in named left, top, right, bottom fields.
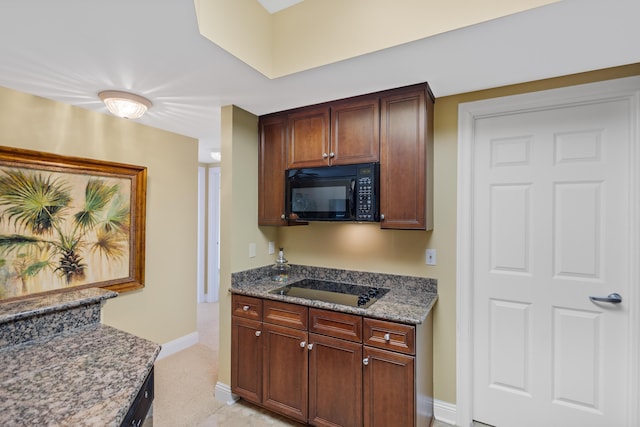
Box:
left=456, top=76, right=640, bottom=427
left=197, top=166, right=207, bottom=303
left=207, top=166, right=220, bottom=302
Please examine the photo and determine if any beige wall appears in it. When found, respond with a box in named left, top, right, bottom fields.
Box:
left=218, top=105, right=277, bottom=386
left=0, top=86, right=199, bottom=346
left=218, top=63, right=640, bottom=406
left=194, top=0, right=273, bottom=76
left=195, top=0, right=558, bottom=78
left=270, top=0, right=558, bottom=77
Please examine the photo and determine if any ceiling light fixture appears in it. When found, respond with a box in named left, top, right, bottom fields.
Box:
left=98, top=90, right=152, bottom=119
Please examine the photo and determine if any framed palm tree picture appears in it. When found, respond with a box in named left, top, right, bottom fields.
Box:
left=0, top=146, right=146, bottom=302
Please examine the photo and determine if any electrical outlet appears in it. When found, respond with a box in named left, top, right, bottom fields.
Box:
left=268, top=241, right=275, bottom=255
left=249, top=243, right=256, bottom=258
left=426, top=249, right=436, bottom=265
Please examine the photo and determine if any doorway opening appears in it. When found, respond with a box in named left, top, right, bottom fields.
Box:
left=198, top=165, right=220, bottom=303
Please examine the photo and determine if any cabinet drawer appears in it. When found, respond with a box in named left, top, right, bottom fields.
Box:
left=309, top=308, right=362, bottom=343
left=232, top=295, right=263, bottom=320
left=264, top=299, right=308, bottom=330
left=363, top=318, right=415, bottom=355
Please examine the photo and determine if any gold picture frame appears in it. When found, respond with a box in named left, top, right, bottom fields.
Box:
left=0, top=146, right=146, bottom=302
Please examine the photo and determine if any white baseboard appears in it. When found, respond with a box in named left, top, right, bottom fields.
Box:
left=434, top=399, right=457, bottom=426
left=214, top=382, right=456, bottom=425
left=156, top=331, right=199, bottom=360
left=215, top=381, right=239, bottom=405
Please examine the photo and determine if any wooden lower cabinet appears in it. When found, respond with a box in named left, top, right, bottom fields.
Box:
left=231, top=317, right=263, bottom=403
left=363, top=346, right=415, bottom=427
left=231, top=295, right=433, bottom=427
left=262, top=323, right=309, bottom=422
left=309, top=333, right=363, bottom=427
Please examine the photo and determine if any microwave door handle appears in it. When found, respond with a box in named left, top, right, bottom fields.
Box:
left=350, top=179, right=357, bottom=218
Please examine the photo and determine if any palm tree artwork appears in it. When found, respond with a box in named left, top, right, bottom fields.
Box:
left=0, top=167, right=131, bottom=300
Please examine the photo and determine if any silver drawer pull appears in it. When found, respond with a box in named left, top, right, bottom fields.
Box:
left=255, top=330, right=261, bottom=337
left=384, top=333, right=391, bottom=342
left=300, top=341, right=306, bottom=348
left=307, top=343, right=314, bottom=350
left=363, top=357, right=369, bottom=366
left=242, top=305, right=250, bottom=312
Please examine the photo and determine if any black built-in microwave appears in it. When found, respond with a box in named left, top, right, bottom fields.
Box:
left=285, top=163, right=379, bottom=222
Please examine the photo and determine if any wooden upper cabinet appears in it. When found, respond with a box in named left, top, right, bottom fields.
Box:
left=258, top=113, right=288, bottom=225
left=380, top=84, right=434, bottom=230
left=331, top=95, right=380, bottom=166
left=259, top=82, right=434, bottom=229
left=287, top=107, right=330, bottom=169
left=287, top=95, right=380, bottom=169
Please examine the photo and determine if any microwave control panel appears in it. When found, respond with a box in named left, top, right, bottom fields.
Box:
left=356, top=164, right=378, bottom=221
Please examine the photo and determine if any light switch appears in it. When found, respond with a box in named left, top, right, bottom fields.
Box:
left=268, top=241, right=275, bottom=255
left=426, top=249, right=436, bottom=265
left=249, top=243, right=256, bottom=258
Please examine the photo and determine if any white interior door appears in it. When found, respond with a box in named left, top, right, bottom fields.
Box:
left=466, top=80, right=638, bottom=427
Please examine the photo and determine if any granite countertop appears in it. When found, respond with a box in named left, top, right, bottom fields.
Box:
left=0, top=287, right=117, bottom=325
left=0, top=288, right=161, bottom=427
left=0, top=324, right=160, bottom=426
left=231, top=265, right=438, bottom=325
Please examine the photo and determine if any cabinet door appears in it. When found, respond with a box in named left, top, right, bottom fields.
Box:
left=363, top=346, right=415, bottom=427
left=231, top=317, right=263, bottom=403
left=288, top=107, right=330, bottom=169
left=379, top=86, right=433, bottom=230
left=331, top=96, right=380, bottom=166
left=259, top=113, right=288, bottom=225
left=308, top=333, right=363, bottom=427
left=262, top=323, right=309, bottom=422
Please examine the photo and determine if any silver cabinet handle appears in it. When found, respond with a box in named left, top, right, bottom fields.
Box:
left=589, top=293, right=622, bottom=304
left=242, top=305, right=250, bottom=312
left=281, top=214, right=286, bottom=220
left=300, top=341, right=306, bottom=348
left=307, top=343, right=313, bottom=350
left=363, top=357, right=369, bottom=366
left=255, top=330, right=261, bottom=337
left=380, top=214, right=385, bottom=220
left=329, top=152, right=335, bottom=158
left=322, top=153, right=328, bottom=158
left=384, top=333, right=390, bottom=342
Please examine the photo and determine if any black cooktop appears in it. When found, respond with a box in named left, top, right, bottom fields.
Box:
left=269, top=278, right=390, bottom=308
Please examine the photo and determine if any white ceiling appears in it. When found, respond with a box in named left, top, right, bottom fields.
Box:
left=0, top=0, right=638, bottom=164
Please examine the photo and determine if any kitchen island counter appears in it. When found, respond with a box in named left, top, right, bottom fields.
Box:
left=0, top=289, right=160, bottom=427
left=231, top=265, right=437, bottom=325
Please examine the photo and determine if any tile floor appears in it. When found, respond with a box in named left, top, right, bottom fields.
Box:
left=145, top=302, right=457, bottom=427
